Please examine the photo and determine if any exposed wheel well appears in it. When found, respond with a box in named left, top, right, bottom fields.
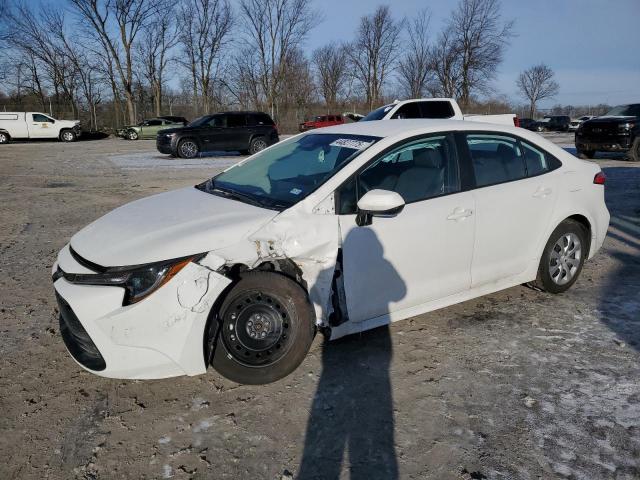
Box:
left=566, top=214, right=592, bottom=250
left=202, top=259, right=310, bottom=368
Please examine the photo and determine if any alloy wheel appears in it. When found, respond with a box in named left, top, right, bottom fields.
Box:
left=180, top=141, right=198, bottom=158
left=549, top=233, right=582, bottom=285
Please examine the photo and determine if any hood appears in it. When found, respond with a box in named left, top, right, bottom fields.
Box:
left=70, top=187, right=278, bottom=267
left=585, top=116, right=637, bottom=124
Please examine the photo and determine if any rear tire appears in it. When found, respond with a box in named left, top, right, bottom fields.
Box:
left=533, top=219, right=588, bottom=294
left=629, top=138, right=640, bottom=162
left=0, top=132, right=9, bottom=144
left=178, top=138, right=199, bottom=158
left=60, top=130, right=77, bottom=142
left=577, top=148, right=595, bottom=159
left=212, top=272, right=316, bottom=385
left=249, top=137, right=268, bottom=155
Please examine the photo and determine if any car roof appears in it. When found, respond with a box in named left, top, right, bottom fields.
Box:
left=309, top=119, right=520, bottom=139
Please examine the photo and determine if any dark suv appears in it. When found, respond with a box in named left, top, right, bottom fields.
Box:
left=575, top=104, right=640, bottom=161
left=157, top=111, right=279, bottom=158
left=543, top=115, right=571, bottom=132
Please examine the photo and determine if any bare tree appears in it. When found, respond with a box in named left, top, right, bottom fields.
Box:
left=349, top=6, right=402, bottom=110
left=239, top=0, right=317, bottom=119
left=429, top=27, right=462, bottom=98
left=449, top=0, right=514, bottom=107
left=312, top=43, right=347, bottom=109
left=397, top=9, right=433, bottom=98
left=178, top=0, right=233, bottom=115
left=516, top=63, right=559, bottom=118
left=69, top=0, right=161, bottom=123
left=137, top=1, right=179, bottom=116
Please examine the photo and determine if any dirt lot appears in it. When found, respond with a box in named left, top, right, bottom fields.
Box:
left=1, top=133, right=639, bottom=480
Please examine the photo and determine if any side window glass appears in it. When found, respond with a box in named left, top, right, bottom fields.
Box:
left=520, top=140, right=548, bottom=176
left=208, top=116, right=224, bottom=127
left=147, top=119, right=162, bottom=126
left=466, top=134, right=526, bottom=187
left=419, top=101, right=455, bottom=118
left=227, top=115, right=246, bottom=128
left=358, top=134, right=460, bottom=204
left=33, top=114, right=49, bottom=122
left=391, top=102, right=420, bottom=119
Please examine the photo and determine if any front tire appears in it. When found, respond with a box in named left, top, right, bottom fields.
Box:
left=577, top=148, right=595, bottom=159
left=127, top=130, right=139, bottom=140
left=212, top=272, right=316, bottom=385
left=178, top=138, right=199, bottom=158
left=533, top=219, right=588, bottom=294
left=629, top=138, right=640, bottom=162
left=60, top=130, right=77, bottom=142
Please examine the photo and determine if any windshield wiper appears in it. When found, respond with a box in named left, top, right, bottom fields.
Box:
left=212, top=187, right=273, bottom=209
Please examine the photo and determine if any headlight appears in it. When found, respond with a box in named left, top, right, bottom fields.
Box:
left=60, top=256, right=198, bottom=305
left=618, top=122, right=635, bottom=131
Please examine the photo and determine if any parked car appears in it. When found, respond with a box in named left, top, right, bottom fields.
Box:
left=299, top=114, right=345, bottom=132
left=53, top=119, right=609, bottom=384
left=542, top=115, right=571, bottom=132
left=569, top=116, right=595, bottom=132
left=361, top=98, right=519, bottom=126
left=158, top=115, right=188, bottom=126
left=0, top=112, right=81, bottom=143
left=575, top=103, right=640, bottom=161
left=117, top=118, right=184, bottom=140
left=156, top=111, right=279, bottom=158
left=518, top=118, right=546, bottom=132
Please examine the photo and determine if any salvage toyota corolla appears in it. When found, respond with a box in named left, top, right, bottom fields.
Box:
left=52, top=120, right=610, bottom=384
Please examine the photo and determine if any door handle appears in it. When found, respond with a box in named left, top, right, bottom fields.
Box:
left=532, top=187, right=552, bottom=198
left=447, top=207, right=473, bottom=221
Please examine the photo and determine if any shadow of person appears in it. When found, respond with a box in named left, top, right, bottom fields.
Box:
left=298, top=227, right=406, bottom=479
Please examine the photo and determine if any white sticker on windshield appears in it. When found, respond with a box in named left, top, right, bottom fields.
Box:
left=329, top=138, right=374, bottom=150
left=290, top=188, right=302, bottom=195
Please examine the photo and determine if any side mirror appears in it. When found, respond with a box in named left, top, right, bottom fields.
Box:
left=356, top=189, right=405, bottom=226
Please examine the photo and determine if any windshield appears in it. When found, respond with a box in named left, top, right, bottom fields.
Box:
left=198, top=133, right=380, bottom=210
left=605, top=104, right=640, bottom=117
left=187, top=115, right=212, bottom=127
left=361, top=104, right=395, bottom=121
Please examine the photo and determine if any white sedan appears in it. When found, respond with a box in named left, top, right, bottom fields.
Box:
left=52, top=120, right=609, bottom=384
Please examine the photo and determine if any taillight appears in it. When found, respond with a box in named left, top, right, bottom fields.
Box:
left=513, top=116, right=520, bottom=128
left=593, top=172, right=606, bottom=185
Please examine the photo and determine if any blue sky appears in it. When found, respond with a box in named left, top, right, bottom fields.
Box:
left=304, top=0, right=640, bottom=107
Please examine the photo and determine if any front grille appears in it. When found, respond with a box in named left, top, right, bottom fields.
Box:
left=581, top=123, right=619, bottom=136
left=56, top=293, right=106, bottom=371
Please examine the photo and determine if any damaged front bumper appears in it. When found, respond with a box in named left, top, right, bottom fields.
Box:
left=52, top=245, right=231, bottom=379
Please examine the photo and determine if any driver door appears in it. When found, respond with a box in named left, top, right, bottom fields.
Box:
left=29, top=113, right=55, bottom=138
left=336, top=133, right=475, bottom=323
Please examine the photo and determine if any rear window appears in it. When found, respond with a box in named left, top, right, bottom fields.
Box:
left=227, top=114, right=247, bottom=127
left=247, top=113, right=274, bottom=126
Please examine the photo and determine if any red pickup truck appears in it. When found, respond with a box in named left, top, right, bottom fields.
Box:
left=299, top=114, right=345, bottom=132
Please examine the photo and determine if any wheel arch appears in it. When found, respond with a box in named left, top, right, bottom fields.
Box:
left=538, top=213, right=594, bottom=267
left=59, top=128, right=74, bottom=140
left=201, top=259, right=312, bottom=367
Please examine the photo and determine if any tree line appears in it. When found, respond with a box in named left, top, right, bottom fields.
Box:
left=0, top=0, right=594, bottom=132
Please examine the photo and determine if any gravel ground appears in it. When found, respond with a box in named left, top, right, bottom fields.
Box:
left=0, top=133, right=638, bottom=480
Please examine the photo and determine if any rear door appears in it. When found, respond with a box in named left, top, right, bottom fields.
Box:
left=225, top=113, right=249, bottom=151
left=461, top=132, right=559, bottom=286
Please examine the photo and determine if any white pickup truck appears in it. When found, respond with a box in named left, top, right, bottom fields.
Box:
left=361, top=98, right=519, bottom=126
left=0, top=112, right=82, bottom=144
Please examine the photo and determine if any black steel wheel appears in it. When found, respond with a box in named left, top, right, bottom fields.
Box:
left=212, top=272, right=315, bottom=384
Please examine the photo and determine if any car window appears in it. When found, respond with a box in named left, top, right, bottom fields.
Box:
left=227, top=114, right=246, bottom=128
left=33, top=114, right=53, bottom=122
left=207, top=115, right=225, bottom=128
left=466, top=134, right=526, bottom=187
left=337, top=134, right=460, bottom=213
left=361, top=104, right=395, bottom=121
left=146, top=119, right=162, bottom=126
left=520, top=140, right=549, bottom=177
left=419, top=101, right=455, bottom=118
left=391, top=102, right=421, bottom=119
